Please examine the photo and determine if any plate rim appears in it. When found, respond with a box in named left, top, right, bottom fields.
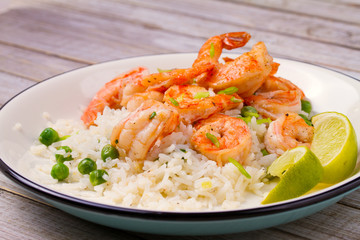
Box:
left=1, top=53, right=360, bottom=221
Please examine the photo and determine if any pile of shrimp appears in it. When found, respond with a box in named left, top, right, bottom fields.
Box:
left=81, top=32, right=313, bottom=167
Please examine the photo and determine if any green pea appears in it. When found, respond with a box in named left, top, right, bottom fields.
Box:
left=55, top=146, right=73, bottom=163
left=78, top=158, right=97, bottom=175
left=39, top=128, right=60, bottom=146
left=241, top=106, right=259, bottom=118
left=89, top=169, right=108, bottom=186
left=101, top=144, right=119, bottom=161
left=50, top=163, right=69, bottom=181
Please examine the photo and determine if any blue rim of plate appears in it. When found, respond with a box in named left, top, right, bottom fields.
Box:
left=1, top=54, right=360, bottom=222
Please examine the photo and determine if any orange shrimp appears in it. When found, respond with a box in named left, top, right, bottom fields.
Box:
left=264, top=112, right=314, bottom=155
left=192, top=32, right=251, bottom=67
left=163, top=85, right=243, bottom=124
left=244, top=76, right=305, bottom=120
left=126, top=90, right=164, bottom=112
left=110, top=99, right=179, bottom=161
left=81, top=67, right=148, bottom=127
left=191, top=114, right=252, bottom=166
left=203, top=42, right=274, bottom=97
left=140, top=62, right=215, bottom=92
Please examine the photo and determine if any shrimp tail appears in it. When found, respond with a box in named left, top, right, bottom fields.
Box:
left=221, top=32, right=251, bottom=50
left=81, top=67, right=147, bottom=127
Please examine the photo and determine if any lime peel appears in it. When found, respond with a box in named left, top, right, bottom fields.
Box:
left=311, top=112, right=358, bottom=184
left=262, top=146, right=323, bottom=204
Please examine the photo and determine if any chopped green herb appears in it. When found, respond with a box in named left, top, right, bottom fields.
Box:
left=241, top=106, right=259, bottom=118
left=261, top=149, right=270, bottom=156
left=256, top=118, right=272, bottom=124
left=149, top=111, right=156, bottom=120
left=228, top=158, right=251, bottom=179
left=206, top=133, right=220, bottom=148
left=180, top=149, right=187, bottom=153
left=194, top=91, right=210, bottom=99
left=217, top=87, right=239, bottom=95
left=301, top=100, right=312, bottom=114
left=209, top=42, right=215, bottom=58
left=237, top=116, right=251, bottom=124
left=59, top=135, right=71, bottom=141
left=230, top=97, right=242, bottom=103
left=299, top=114, right=313, bottom=126
left=169, top=97, right=179, bottom=106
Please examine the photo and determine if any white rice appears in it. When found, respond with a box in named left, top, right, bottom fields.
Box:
left=28, top=107, right=277, bottom=211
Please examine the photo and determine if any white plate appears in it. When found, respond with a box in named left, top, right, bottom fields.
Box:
left=0, top=54, right=359, bottom=235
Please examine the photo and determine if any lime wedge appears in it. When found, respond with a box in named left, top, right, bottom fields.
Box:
left=262, top=146, right=323, bottom=204
left=311, top=112, right=358, bottom=184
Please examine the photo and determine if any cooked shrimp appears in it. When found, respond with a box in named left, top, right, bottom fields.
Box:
left=202, top=42, right=274, bottom=97
left=81, top=67, right=148, bottom=127
left=192, top=32, right=251, bottom=67
left=244, top=76, right=305, bottom=120
left=140, top=62, right=214, bottom=92
left=264, top=112, right=314, bottom=155
left=126, top=90, right=164, bottom=111
left=164, top=85, right=243, bottom=124
left=191, top=114, right=252, bottom=166
left=110, top=99, right=179, bottom=161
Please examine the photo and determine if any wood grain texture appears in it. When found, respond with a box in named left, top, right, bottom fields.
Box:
left=1, top=0, right=360, bottom=239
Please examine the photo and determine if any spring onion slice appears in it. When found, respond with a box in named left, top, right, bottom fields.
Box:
left=261, top=149, right=269, bottom=156
left=206, top=133, right=220, bottom=148
left=59, top=135, right=71, bottom=141
left=149, top=111, right=156, bottom=120
left=301, top=100, right=312, bottom=113
left=228, top=157, right=251, bottom=179
left=230, top=97, right=242, bottom=103
left=169, top=97, right=179, bottom=106
left=209, top=43, right=215, bottom=58
left=299, top=114, right=313, bottom=126
left=256, top=118, right=271, bottom=124
left=217, top=87, right=238, bottom=95
left=237, top=116, right=251, bottom=124
left=194, top=91, right=210, bottom=99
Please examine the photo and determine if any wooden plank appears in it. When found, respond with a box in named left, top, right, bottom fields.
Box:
left=0, top=72, right=35, bottom=106
left=3, top=0, right=358, bottom=75
left=0, top=43, right=86, bottom=81
left=0, top=172, right=47, bottom=205
left=119, top=0, right=360, bottom=48
left=230, top=0, right=360, bottom=24
left=340, top=188, right=360, bottom=209
left=0, top=4, right=198, bottom=63
left=276, top=203, right=360, bottom=239
left=136, top=228, right=304, bottom=239
left=0, top=189, right=143, bottom=240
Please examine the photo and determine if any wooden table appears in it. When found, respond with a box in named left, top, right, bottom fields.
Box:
left=1, top=1, right=360, bottom=239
